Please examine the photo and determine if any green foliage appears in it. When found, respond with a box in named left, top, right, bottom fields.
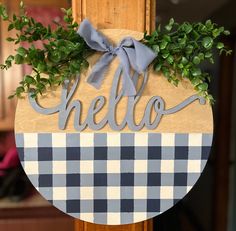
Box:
left=143, top=18, right=232, bottom=103
left=0, top=1, right=91, bottom=98
left=0, top=2, right=232, bottom=103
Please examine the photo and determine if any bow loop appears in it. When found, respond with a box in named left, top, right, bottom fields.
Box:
left=78, top=19, right=110, bottom=52
left=78, top=19, right=157, bottom=96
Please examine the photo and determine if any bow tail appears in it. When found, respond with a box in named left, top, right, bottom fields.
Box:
left=117, top=49, right=137, bottom=96
left=121, top=71, right=137, bottom=96
left=87, top=53, right=114, bottom=89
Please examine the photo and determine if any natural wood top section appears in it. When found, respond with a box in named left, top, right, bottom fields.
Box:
left=15, top=29, right=213, bottom=134
left=72, top=0, right=156, bottom=33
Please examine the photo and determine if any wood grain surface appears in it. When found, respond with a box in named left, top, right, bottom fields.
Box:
left=72, top=0, right=156, bottom=33
left=75, top=219, right=153, bottom=231
left=15, top=29, right=213, bottom=134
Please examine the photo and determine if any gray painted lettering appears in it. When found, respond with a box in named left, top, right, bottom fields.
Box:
left=29, top=73, right=206, bottom=132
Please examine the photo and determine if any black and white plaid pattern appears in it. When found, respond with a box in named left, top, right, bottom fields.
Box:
left=16, top=132, right=212, bottom=225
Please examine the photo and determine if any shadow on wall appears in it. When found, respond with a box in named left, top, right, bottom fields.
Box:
left=0, top=131, right=31, bottom=202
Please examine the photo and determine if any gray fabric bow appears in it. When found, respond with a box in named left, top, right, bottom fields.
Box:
left=77, top=19, right=157, bottom=96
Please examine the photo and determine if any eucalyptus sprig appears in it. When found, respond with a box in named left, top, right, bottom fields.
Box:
left=0, top=2, right=232, bottom=102
left=0, top=2, right=91, bottom=98
left=143, top=18, right=232, bottom=103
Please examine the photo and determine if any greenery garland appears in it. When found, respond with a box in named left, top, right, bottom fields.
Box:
left=0, top=2, right=232, bottom=103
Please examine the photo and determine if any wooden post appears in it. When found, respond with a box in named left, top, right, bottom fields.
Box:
left=72, top=0, right=156, bottom=230
left=213, top=38, right=234, bottom=231
left=72, top=0, right=156, bottom=33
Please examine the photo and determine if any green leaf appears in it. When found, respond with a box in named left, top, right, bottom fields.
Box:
left=198, top=24, right=207, bottom=33
left=40, top=78, right=49, bottom=84
left=0, top=4, right=9, bottom=20
left=163, top=35, right=171, bottom=42
left=17, top=47, right=27, bottom=56
left=198, top=53, right=205, bottom=60
left=202, top=37, right=213, bottom=49
left=167, top=55, right=174, bottom=64
left=73, top=21, right=79, bottom=28
left=169, top=18, right=174, bottom=25
left=6, top=37, right=15, bottom=42
left=36, top=74, right=41, bottom=82
left=37, top=62, right=47, bottom=72
left=182, top=23, right=192, bottom=34
left=161, top=51, right=169, bottom=59
left=14, top=20, right=22, bottom=30
left=218, top=26, right=225, bottom=33
left=8, top=94, right=15, bottom=99
left=209, top=58, right=214, bottom=64
left=48, top=51, right=62, bottom=63
left=64, top=16, right=71, bottom=23
left=151, top=30, right=158, bottom=37
left=6, top=55, right=14, bottom=62
left=191, top=78, right=201, bottom=86
left=0, top=64, right=6, bottom=70
left=14, top=54, right=24, bottom=64
left=170, top=78, right=179, bottom=87
left=212, top=29, right=220, bottom=38
left=224, top=30, right=230, bottom=35
left=25, top=75, right=36, bottom=85
left=191, top=67, right=202, bottom=76
left=32, top=32, right=41, bottom=41
left=8, top=23, right=14, bottom=31
left=160, top=40, right=168, bottom=50
left=12, top=13, right=17, bottom=20
left=226, top=50, right=233, bottom=56
left=197, top=83, right=208, bottom=91
left=178, top=36, right=187, bottom=46
left=205, top=52, right=212, bottom=58
left=185, top=45, right=194, bottom=54
left=36, top=82, right=45, bottom=90
left=154, top=63, right=162, bottom=72
left=16, top=86, right=25, bottom=95
left=20, top=35, right=27, bottom=41
left=161, top=66, right=170, bottom=77
left=216, top=42, right=224, bottom=49
left=192, top=30, right=200, bottom=40
left=206, top=94, right=214, bottom=104
left=193, top=56, right=201, bottom=65
left=66, top=8, right=72, bottom=16
left=181, top=57, right=188, bottom=65
left=182, top=68, right=189, bottom=77
left=152, top=45, right=160, bottom=53
left=165, top=24, right=172, bottom=31
left=178, top=63, right=184, bottom=69
left=205, top=20, right=212, bottom=28
left=165, top=18, right=174, bottom=31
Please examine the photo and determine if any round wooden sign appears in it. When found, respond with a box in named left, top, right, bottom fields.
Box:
left=15, top=29, right=213, bottom=225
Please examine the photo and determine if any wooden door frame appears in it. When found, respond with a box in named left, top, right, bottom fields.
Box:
left=213, top=36, right=235, bottom=231
left=72, top=0, right=156, bottom=33
left=72, top=0, right=156, bottom=230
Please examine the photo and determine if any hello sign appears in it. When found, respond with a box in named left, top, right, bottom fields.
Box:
left=15, top=21, right=213, bottom=225
left=29, top=69, right=206, bottom=132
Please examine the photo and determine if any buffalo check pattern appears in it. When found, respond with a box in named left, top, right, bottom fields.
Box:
left=16, top=132, right=212, bottom=225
